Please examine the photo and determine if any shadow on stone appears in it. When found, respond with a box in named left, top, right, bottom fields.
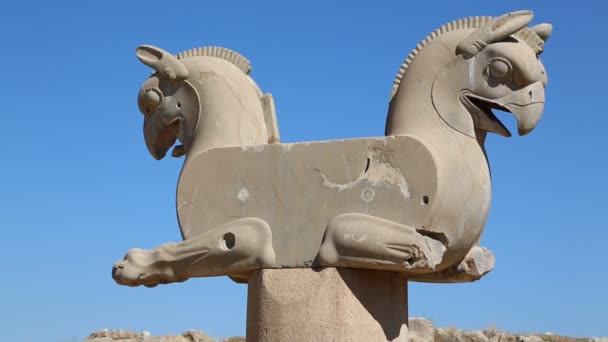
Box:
left=338, top=268, right=408, bottom=341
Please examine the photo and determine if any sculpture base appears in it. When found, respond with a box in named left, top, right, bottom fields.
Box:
left=246, top=267, right=408, bottom=342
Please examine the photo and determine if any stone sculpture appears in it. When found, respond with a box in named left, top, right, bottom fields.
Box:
left=112, top=10, right=550, bottom=289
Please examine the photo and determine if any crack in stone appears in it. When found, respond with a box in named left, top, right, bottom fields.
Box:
left=317, top=152, right=410, bottom=199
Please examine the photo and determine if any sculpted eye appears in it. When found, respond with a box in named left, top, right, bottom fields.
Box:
left=488, top=58, right=512, bottom=79
left=138, top=87, right=163, bottom=115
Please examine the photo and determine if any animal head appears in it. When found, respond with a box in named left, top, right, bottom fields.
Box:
left=135, top=45, right=272, bottom=160
left=391, top=10, right=551, bottom=139
left=136, top=45, right=200, bottom=160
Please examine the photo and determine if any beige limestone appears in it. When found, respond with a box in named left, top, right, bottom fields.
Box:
left=246, top=267, right=408, bottom=342
left=85, top=329, right=215, bottom=341
left=113, top=10, right=551, bottom=289
left=517, top=337, right=545, bottom=342
left=436, top=328, right=489, bottom=342
left=414, top=246, right=495, bottom=283
left=408, top=318, right=435, bottom=342
left=484, top=329, right=517, bottom=342
left=84, top=323, right=605, bottom=342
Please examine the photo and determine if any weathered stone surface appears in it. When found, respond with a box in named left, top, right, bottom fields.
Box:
left=484, top=329, right=513, bottom=342
left=413, top=246, right=495, bottom=283
left=86, top=329, right=141, bottom=340
left=178, top=136, right=439, bottom=267
left=182, top=330, right=216, bottom=342
left=84, top=324, right=605, bottom=342
left=436, top=328, right=489, bottom=342
left=246, top=267, right=408, bottom=342
left=408, top=317, right=435, bottom=342
left=453, top=247, right=495, bottom=281
left=84, top=329, right=214, bottom=341
left=517, top=336, right=545, bottom=342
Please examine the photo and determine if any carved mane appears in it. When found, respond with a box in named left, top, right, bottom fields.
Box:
left=176, top=46, right=252, bottom=75
left=175, top=46, right=280, bottom=145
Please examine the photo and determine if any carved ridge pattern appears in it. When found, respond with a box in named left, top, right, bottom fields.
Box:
left=176, top=46, right=252, bottom=75
left=391, top=16, right=492, bottom=100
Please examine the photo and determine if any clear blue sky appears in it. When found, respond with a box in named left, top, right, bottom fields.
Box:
left=1, top=1, right=606, bottom=341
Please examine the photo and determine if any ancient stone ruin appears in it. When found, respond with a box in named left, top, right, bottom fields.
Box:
left=84, top=318, right=607, bottom=342
left=112, top=10, right=552, bottom=342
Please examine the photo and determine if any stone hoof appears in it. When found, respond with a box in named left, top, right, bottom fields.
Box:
left=112, top=246, right=185, bottom=287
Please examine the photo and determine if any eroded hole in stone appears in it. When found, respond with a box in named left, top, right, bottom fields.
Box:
left=223, top=232, right=236, bottom=250
left=421, top=195, right=430, bottom=205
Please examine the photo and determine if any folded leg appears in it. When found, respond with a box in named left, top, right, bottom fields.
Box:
left=318, top=213, right=446, bottom=273
left=112, top=217, right=275, bottom=287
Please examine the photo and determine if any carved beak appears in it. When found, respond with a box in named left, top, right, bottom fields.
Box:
left=464, top=81, right=545, bottom=137
left=498, top=82, right=545, bottom=136
left=143, top=114, right=180, bottom=160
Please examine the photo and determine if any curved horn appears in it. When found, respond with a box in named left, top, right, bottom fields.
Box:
left=136, top=45, right=189, bottom=80
left=531, top=23, right=552, bottom=42
left=456, top=10, right=534, bottom=57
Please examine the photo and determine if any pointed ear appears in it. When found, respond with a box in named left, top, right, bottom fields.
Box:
left=457, top=10, right=534, bottom=57
left=531, top=23, right=552, bottom=42
left=136, top=45, right=189, bottom=80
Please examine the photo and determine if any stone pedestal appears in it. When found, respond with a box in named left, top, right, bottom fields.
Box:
left=246, top=267, right=408, bottom=342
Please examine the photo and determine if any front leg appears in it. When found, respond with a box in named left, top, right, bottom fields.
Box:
left=318, top=213, right=446, bottom=273
left=112, top=217, right=276, bottom=287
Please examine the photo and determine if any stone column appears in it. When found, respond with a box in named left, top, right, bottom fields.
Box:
left=246, top=267, right=408, bottom=342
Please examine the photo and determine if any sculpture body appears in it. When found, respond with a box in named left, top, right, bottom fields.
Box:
left=113, top=11, right=551, bottom=288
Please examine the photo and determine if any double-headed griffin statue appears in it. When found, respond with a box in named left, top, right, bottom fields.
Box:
left=113, top=11, right=551, bottom=287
